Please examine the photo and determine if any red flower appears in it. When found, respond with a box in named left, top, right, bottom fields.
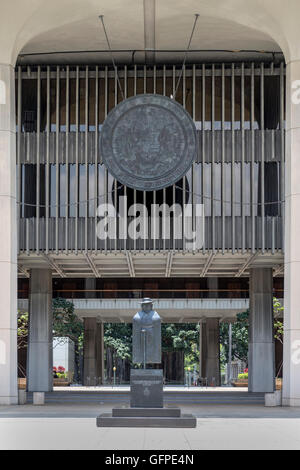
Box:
left=58, top=366, right=65, bottom=372
left=244, top=368, right=248, bottom=373
left=53, top=366, right=57, bottom=372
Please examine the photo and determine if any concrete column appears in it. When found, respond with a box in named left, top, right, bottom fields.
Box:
left=85, top=278, right=97, bottom=299
left=0, top=64, right=18, bottom=405
left=205, top=318, right=221, bottom=386
left=199, top=321, right=207, bottom=378
left=96, top=322, right=104, bottom=384
left=248, top=268, right=275, bottom=393
left=207, top=278, right=218, bottom=298
left=27, top=269, right=53, bottom=392
left=283, top=60, right=300, bottom=406
left=83, top=317, right=101, bottom=385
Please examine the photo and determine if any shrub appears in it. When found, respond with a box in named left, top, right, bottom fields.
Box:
left=238, top=372, right=248, bottom=380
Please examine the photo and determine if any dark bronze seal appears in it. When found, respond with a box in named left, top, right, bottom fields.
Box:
left=100, top=94, right=197, bottom=191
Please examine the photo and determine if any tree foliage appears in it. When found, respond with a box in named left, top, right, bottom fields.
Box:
left=220, top=297, right=285, bottom=366
left=219, top=311, right=249, bottom=365
left=17, top=298, right=84, bottom=350
left=104, top=323, right=132, bottom=360
left=52, top=298, right=84, bottom=349
left=273, top=297, right=284, bottom=344
left=104, top=322, right=200, bottom=366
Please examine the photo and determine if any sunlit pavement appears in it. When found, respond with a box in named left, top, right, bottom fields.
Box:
left=0, top=389, right=300, bottom=450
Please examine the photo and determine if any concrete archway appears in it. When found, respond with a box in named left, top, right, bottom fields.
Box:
left=2, top=0, right=300, bottom=406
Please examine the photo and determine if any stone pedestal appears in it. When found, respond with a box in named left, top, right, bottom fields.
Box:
left=97, top=368, right=196, bottom=427
left=130, top=369, right=163, bottom=408
left=97, top=408, right=196, bottom=428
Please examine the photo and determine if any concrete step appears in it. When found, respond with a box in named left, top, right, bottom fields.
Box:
left=97, top=412, right=197, bottom=428
left=112, top=407, right=181, bottom=417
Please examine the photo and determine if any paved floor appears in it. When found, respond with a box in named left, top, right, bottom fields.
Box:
left=1, top=389, right=300, bottom=450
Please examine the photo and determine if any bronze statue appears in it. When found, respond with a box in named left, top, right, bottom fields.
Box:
left=132, top=298, right=161, bottom=367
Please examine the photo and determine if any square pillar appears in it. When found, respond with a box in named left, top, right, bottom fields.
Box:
left=248, top=268, right=275, bottom=393
left=27, top=269, right=53, bottom=392
left=204, top=318, right=220, bottom=386
left=84, top=317, right=104, bottom=386
left=0, top=64, right=18, bottom=405
left=283, top=60, right=300, bottom=406
left=206, top=318, right=221, bottom=386
left=199, top=321, right=207, bottom=378
left=96, top=322, right=104, bottom=384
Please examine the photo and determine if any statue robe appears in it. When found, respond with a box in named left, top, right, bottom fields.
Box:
left=132, top=309, right=161, bottom=364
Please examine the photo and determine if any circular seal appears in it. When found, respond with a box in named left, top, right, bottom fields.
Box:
left=100, top=94, right=197, bottom=191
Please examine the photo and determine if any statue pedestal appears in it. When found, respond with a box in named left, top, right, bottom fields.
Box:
left=97, top=368, right=197, bottom=427
left=130, top=369, right=163, bottom=408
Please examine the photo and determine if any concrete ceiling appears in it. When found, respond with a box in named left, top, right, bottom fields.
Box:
left=18, top=252, right=284, bottom=279
left=17, top=0, right=282, bottom=65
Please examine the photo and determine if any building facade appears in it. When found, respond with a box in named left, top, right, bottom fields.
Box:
left=0, top=0, right=299, bottom=406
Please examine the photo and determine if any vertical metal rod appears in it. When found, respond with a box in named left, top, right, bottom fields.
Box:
left=183, top=64, right=186, bottom=109
left=124, top=184, right=128, bottom=252
left=211, top=64, right=215, bottom=252
left=65, top=65, right=70, bottom=254
left=143, top=190, right=146, bottom=251
left=95, top=65, right=99, bottom=253
left=75, top=66, right=79, bottom=254
left=280, top=62, right=285, bottom=253
left=85, top=66, right=89, bottom=253
left=261, top=63, right=265, bottom=253
left=104, top=168, right=108, bottom=253
left=183, top=175, right=186, bottom=252
left=241, top=62, right=245, bottom=253
left=251, top=63, right=255, bottom=253
left=192, top=162, right=196, bottom=251
left=192, top=64, right=196, bottom=122
left=228, top=323, right=232, bottom=384
left=104, top=67, right=108, bottom=253
left=55, top=66, right=60, bottom=254
left=143, top=329, right=146, bottom=369
left=153, top=190, right=156, bottom=251
left=202, top=64, right=205, bottom=254
left=36, top=66, right=41, bottom=254
left=134, top=65, right=137, bottom=96
left=105, top=66, right=108, bottom=118
left=221, top=63, right=225, bottom=254
left=17, top=67, right=22, bottom=248
left=153, top=64, right=156, bottom=94
left=134, top=188, right=137, bottom=251
left=163, top=187, right=166, bottom=251
left=45, top=66, right=50, bottom=254
left=163, top=65, right=166, bottom=96
left=114, top=179, right=117, bottom=251
left=114, top=65, right=118, bottom=107
left=124, top=65, right=128, bottom=99
left=231, top=63, right=235, bottom=254
left=144, top=65, right=147, bottom=93
left=172, top=65, right=176, bottom=97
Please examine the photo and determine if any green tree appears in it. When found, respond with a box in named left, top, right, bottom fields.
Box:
left=220, top=297, right=285, bottom=368
left=104, top=323, right=132, bottom=360
left=273, top=297, right=284, bottom=345
left=219, top=311, right=249, bottom=366
left=17, top=298, right=84, bottom=381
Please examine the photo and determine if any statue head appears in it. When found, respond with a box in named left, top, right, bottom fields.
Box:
left=140, top=297, right=154, bottom=313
